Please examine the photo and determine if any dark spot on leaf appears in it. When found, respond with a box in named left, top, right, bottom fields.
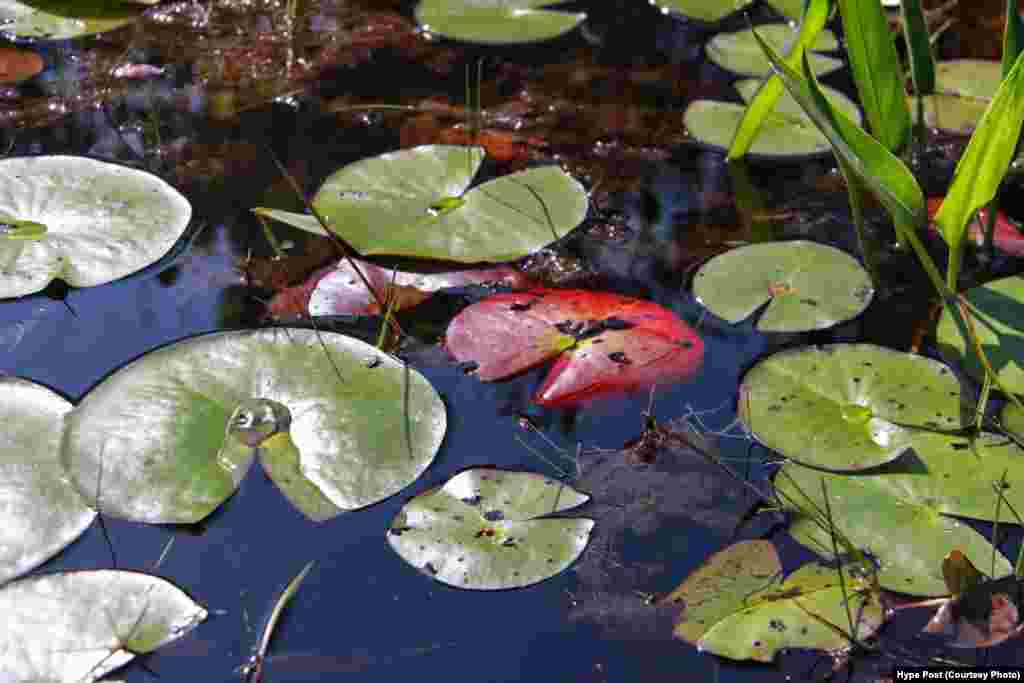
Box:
left=800, top=298, right=818, bottom=306
left=462, top=495, right=482, bottom=506
left=501, top=538, right=517, bottom=548
left=853, top=377, right=861, bottom=383
left=484, top=509, right=505, bottom=521
left=950, top=442, right=968, bottom=450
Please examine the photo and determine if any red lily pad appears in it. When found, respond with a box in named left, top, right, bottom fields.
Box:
left=928, top=197, right=1024, bottom=257
left=445, top=289, right=704, bottom=407
left=267, top=258, right=535, bottom=318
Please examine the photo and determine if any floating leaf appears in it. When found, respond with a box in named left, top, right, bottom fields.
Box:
left=414, top=0, right=585, bottom=45
left=445, top=288, right=704, bottom=407
left=663, top=541, right=883, bottom=662
left=0, top=156, right=192, bottom=299
left=62, top=328, right=446, bottom=523
left=690, top=80, right=862, bottom=159
left=387, top=468, right=593, bottom=589
left=0, top=569, right=206, bottom=682
left=693, top=241, right=873, bottom=332
left=776, top=446, right=1019, bottom=595
left=936, top=276, right=1024, bottom=394
left=912, top=93, right=992, bottom=134
left=739, top=344, right=965, bottom=471
left=936, top=59, right=1002, bottom=100
left=255, top=145, right=586, bottom=263
left=706, top=24, right=842, bottom=78
left=651, top=0, right=803, bottom=22
left=0, top=0, right=141, bottom=40
left=0, top=378, right=95, bottom=584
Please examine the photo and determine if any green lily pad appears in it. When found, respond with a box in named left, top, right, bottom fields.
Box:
left=0, top=377, right=95, bottom=584
left=686, top=81, right=863, bottom=158
left=706, top=24, right=843, bottom=78
left=0, top=569, right=206, bottom=682
left=937, top=276, right=1024, bottom=394
left=739, top=344, right=966, bottom=471
left=387, top=468, right=593, bottom=589
left=415, top=0, right=585, bottom=45
left=651, top=0, right=803, bottom=23
left=662, top=541, right=883, bottom=662
left=693, top=241, right=873, bottom=331
left=0, top=156, right=192, bottom=299
left=936, top=59, right=1002, bottom=100
left=61, top=328, right=446, bottom=524
left=0, top=0, right=141, bottom=40
left=911, top=93, right=991, bottom=134
left=254, top=145, right=587, bottom=263
left=776, top=456, right=1014, bottom=595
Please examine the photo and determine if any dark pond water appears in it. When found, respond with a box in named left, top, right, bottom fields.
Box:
left=5, top=0, right=1024, bottom=681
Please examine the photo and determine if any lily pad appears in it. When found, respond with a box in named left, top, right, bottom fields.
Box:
left=706, top=24, right=843, bottom=78
left=739, top=344, right=966, bottom=471
left=936, top=59, right=1002, bottom=100
left=0, top=156, right=192, bottom=299
left=0, top=377, right=95, bottom=584
left=414, top=0, right=585, bottom=45
left=911, top=93, right=991, bottom=134
left=651, top=0, right=803, bottom=23
left=0, top=569, right=206, bottom=682
left=445, top=288, right=704, bottom=407
left=0, top=0, right=141, bottom=40
left=937, top=276, right=1024, bottom=394
left=61, top=328, right=446, bottom=523
left=662, top=541, right=883, bottom=662
left=776, top=444, right=1019, bottom=595
left=686, top=81, right=863, bottom=159
left=254, top=145, right=587, bottom=263
left=693, top=241, right=873, bottom=331
left=387, top=468, right=593, bottom=589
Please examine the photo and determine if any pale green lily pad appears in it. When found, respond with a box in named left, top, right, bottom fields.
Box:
left=686, top=81, right=863, bottom=158
left=936, top=60, right=1002, bottom=100
left=663, top=541, right=883, bottom=662
left=651, top=0, right=803, bottom=22
left=693, top=241, right=873, bottom=331
left=415, top=0, right=585, bottom=44
left=706, top=24, right=843, bottom=77
left=255, top=145, right=587, bottom=263
left=777, top=457, right=1014, bottom=595
left=387, top=468, right=593, bottom=589
left=61, top=328, right=446, bottom=524
left=739, top=344, right=966, bottom=471
left=911, top=93, right=991, bottom=134
left=0, top=377, right=95, bottom=584
left=0, top=156, right=192, bottom=299
left=937, top=276, right=1024, bottom=394
left=0, top=0, right=141, bottom=40
left=0, top=569, right=206, bottom=682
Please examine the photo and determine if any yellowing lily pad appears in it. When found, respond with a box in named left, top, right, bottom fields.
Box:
left=662, top=540, right=884, bottom=662
left=739, top=344, right=965, bottom=471
left=387, top=468, right=593, bottom=589
left=61, top=328, right=446, bottom=524
left=911, top=93, right=991, bottom=134
left=0, top=377, right=95, bottom=584
left=0, top=156, right=192, bottom=298
left=706, top=24, right=842, bottom=78
left=936, top=59, right=1002, bottom=100
left=693, top=241, right=873, bottom=330
left=254, top=145, right=587, bottom=263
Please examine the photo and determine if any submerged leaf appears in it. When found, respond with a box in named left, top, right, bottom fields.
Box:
left=445, top=288, right=704, bottom=407
left=387, top=468, right=593, bottom=589
left=62, top=329, right=446, bottom=523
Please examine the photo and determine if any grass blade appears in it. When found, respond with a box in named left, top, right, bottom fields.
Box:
left=900, top=0, right=935, bottom=95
